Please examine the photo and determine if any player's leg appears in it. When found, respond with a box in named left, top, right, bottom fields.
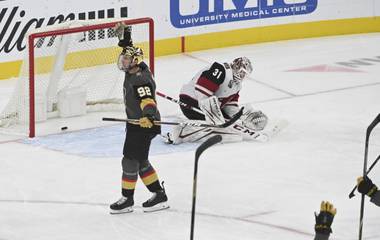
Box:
left=110, top=132, right=141, bottom=214
left=136, top=133, right=169, bottom=212
left=167, top=95, right=206, bottom=144
left=139, top=160, right=169, bottom=212
left=169, top=123, right=242, bottom=144
left=169, top=96, right=242, bottom=144
left=109, top=157, right=138, bottom=214
left=179, top=94, right=205, bottom=120
left=110, top=130, right=150, bottom=214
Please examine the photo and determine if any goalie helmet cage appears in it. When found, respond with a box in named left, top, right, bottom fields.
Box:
left=0, top=17, right=154, bottom=138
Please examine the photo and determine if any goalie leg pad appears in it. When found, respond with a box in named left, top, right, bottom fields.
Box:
left=169, top=121, right=242, bottom=144
left=199, top=96, right=225, bottom=125
left=228, top=118, right=288, bottom=142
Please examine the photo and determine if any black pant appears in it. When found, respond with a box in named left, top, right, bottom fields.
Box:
left=179, top=95, right=205, bottom=120
left=123, top=130, right=156, bottom=161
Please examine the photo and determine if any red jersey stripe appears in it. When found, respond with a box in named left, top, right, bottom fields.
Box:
left=197, top=76, right=219, bottom=92
left=195, top=87, right=212, bottom=97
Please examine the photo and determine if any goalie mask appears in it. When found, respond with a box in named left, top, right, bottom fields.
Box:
left=117, top=46, right=144, bottom=71
left=231, top=57, right=253, bottom=81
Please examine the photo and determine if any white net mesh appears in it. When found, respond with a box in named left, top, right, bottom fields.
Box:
left=0, top=19, right=152, bottom=137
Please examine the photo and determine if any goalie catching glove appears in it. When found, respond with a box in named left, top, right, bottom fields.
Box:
left=239, top=106, right=268, bottom=131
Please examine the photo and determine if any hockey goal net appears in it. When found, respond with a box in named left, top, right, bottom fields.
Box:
left=0, top=18, right=154, bottom=137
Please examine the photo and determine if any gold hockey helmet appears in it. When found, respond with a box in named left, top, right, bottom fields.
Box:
left=117, top=46, right=144, bottom=71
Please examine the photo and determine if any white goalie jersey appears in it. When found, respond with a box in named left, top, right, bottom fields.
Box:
left=169, top=58, right=288, bottom=145
left=180, top=62, right=241, bottom=118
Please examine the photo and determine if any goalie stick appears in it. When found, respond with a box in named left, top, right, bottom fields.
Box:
left=349, top=153, right=380, bottom=199
left=190, top=135, right=222, bottom=240
left=102, top=107, right=243, bottom=129
left=156, top=91, right=204, bottom=115
left=358, top=113, right=380, bottom=240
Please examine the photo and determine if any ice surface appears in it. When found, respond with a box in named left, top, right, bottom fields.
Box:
left=21, top=124, right=199, bottom=158
left=1, top=33, right=380, bottom=240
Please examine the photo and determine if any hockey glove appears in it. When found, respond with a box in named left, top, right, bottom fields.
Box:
left=241, top=110, right=268, bottom=131
left=357, top=176, right=378, bottom=197
left=139, top=115, right=155, bottom=128
left=114, top=22, right=133, bottom=48
left=314, top=201, right=336, bottom=235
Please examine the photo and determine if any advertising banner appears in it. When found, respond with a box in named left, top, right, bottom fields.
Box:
left=0, top=0, right=128, bottom=62
left=127, top=0, right=380, bottom=43
left=170, top=0, right=318, bottom=28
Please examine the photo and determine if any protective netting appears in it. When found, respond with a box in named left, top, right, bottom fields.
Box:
left=0, top=19, right=153, bottom=136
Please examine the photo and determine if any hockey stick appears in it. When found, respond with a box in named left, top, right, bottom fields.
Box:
left=102, top=107, right=243, bottom=129
left=190, top=135, right=222, bottom=240
left=358, top=113, right=380, bottom=240
left=157, top=91, right=261, bottom=124
left=156, top=91, right=204, bottom=115
left=349, top=153, right=380, bottom=199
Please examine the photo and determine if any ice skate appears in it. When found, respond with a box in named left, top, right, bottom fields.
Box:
left=110, top=196, right=134, bottom=214
left=142, top=188, right=169, bottom=212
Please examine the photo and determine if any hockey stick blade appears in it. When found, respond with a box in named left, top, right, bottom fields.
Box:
left=349, top=153, right=380, bottom=199
left=195, top=135, right=223, bottom=161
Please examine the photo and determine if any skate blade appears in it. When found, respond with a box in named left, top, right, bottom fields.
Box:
left=143, top=202, right=170, bottom=213
left=110, top=207, right=133, bottom=214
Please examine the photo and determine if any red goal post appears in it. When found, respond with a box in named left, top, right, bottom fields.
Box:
left=24, top=18, right=155, bottom=137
